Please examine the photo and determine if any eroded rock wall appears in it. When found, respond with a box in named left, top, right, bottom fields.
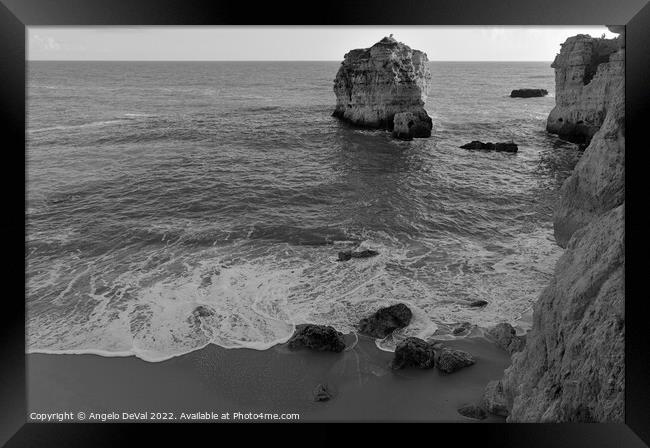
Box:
left=546, top=35, right=623, bottom=144
left=333, top=36, right=432, bottom=137
left=488, top=33, right=625, bottom=422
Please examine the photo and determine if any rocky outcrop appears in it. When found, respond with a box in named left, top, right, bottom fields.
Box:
left=487, top=323, right=526, bottom=355
left=435, top=347, right=475, bottom=374
left=392, top=110, right=433, bottom=140
left=287, top=324, right=346, bottom=352
left=553, top=93, right=624, bottom=247
left=510, top=89, right=548, bottom=98
left=489, top=31, right=625, bottom=423
left=313, top=383, right=334, bottom=402
left=390, top=337, right=436, bottom=369
left=358, top=303, right=412, bottom=338
left=500, top=205, right=624, bottom=422
left=460, top=141, right=518, bottom=153
left=546, top=34, right=623, bottom=145
left=458, top=404, right=487, bottom=420
left=333, top=35, right=432, bottom=139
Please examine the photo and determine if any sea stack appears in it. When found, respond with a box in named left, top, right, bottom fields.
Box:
left=546, top=33, right=623, bottom=145
left=332, top=35, right=433, bottom=140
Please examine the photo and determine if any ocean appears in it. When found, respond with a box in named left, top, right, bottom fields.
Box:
left=26, top=61, right=581, bottom=361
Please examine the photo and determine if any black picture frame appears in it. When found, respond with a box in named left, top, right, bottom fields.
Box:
left=2, top=0, right=649, bottom=445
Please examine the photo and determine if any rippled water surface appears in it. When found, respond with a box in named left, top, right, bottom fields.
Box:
left=27, top=61, right=581, bottom=360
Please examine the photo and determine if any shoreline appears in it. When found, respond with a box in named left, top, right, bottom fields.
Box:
left=28, top=335, right=511, bottom=422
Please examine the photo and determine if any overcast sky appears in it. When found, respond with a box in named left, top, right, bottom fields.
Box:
left=27, top=26, right=616, bottom=61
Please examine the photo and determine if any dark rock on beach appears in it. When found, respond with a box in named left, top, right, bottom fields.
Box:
left=457, top=403, right=488, bottom=420
left=287, top=324, right=346, bottom=352
left=482, top=380, right=509, bottom=417
left=192, top=305, right=215, bottom=318
left=358, top=303, right=413, bottom=338
left=337, top=249, right=379, bottom=262
left=487, top=323, right=526, bottom=355
left=313, top=383, right=334, bottom=402
left=510, top=88, right=548, bottom=98
left=435, top=347, right=476, bottom=373
left=460, top=141, right=518, bottom=153
left=469, top=299, right=488, bottom=308
left=390, top=337, right=436, bottom=369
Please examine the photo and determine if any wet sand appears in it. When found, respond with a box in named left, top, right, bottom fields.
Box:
left=28, top=336, right=510, bottom=422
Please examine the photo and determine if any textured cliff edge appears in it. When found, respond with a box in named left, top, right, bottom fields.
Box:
left=546, top=34, right=623, bottom=145
left=332, top=36, right=432, bottom=139
left=487, top=33, right=625, bottom=422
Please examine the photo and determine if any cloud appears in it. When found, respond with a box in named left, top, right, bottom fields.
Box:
left=31, top=34, right=62, bottom=51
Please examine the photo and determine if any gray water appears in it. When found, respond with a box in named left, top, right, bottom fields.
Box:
left=27, top=61, right=580, bottom=361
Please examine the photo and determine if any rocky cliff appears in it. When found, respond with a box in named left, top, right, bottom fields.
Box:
left=546, top=34, right=623, bottom=145
left=487, top=32, right=625, bottom=422
left=332, top=36, right=432, bottom=139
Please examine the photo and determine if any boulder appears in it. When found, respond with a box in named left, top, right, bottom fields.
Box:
left=390, top=337, right=436, bottom=369
left=457, top=404, right=488, bottom=420
left=337, top=249, right=379, bottom=262
left=313, top=383, right=334, bottom=402
left=460, top=141, right=518, bottom=153
left=487, top=323, right=526, bottom=355
left=482, top=380, right=510, bottom=417
left=358, top=303, right=413, bottom=338
left=392, top=109, right=433, bottom=140
left=510, top=89, right=548, bottom=98
left=435, top=347, right=475, bottom=373
left=332, top=35, right=432, bottom=138
left=286, top=324, right=346, bottom=352
left=469, top=299, right=488, bottom=308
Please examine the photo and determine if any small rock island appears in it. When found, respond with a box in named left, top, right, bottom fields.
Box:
left=332, top=35, right=433, bottom=140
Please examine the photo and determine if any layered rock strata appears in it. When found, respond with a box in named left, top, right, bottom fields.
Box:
left=487, top=31, right=625, bottom=422
left=333, top=36, right=432, bottom=139
left=546, top=34, right=623, bottom=144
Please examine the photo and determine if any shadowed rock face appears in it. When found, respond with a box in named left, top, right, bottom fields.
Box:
left=546, top=34, right=623, bottom=145
left=332, top=36, right=432, bottom=138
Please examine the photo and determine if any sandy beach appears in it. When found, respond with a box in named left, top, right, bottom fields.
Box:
left=28, top=336, right=510, bottom=422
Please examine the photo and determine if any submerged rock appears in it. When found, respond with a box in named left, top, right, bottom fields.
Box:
left=487, top=323, right=526, bottom=355
left=460, top=141, right=518, bottom=153
left=337, top=249, right=379, bottom=262
left=392, top=110, right=433, bottom=140
left=313, top=383, right=334, bottom=402
left=452, top=322, right=473, bottom=336
left=358, top=303, right=412, bottom=338
left=192, top=305, right=215, bottom=318
left=390, top=337, right=436, bottom=369
left=546, top=34, right=623, bottom=145
left=457, top=404, right=488, bottom=420
left=510, top=88, right=548, bottom=98
left=332, top=35, right=432, bottom=138
left=287, top=324, right=346, bottom=352
left=435, top=347, right=475, bottom=373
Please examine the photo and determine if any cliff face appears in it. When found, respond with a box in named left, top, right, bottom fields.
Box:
left=546, top=34, right=623, bottom=145
left=332, top=36, right=432, bottom=138
left=488, top=34, right=625, bottom=422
